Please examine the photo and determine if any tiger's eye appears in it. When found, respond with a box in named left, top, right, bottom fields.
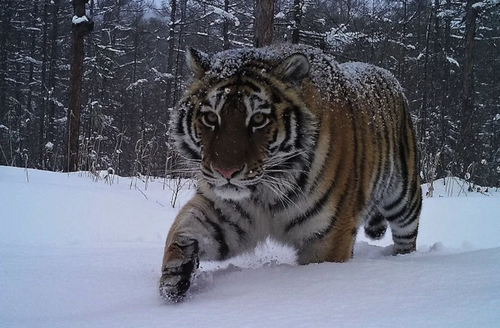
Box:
left=251, top=113, right=266, bottom=126
left=202, top=112, right=218, bottom=127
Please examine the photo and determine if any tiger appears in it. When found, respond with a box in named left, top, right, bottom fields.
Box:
left=159, top=44, right=422, bottom=302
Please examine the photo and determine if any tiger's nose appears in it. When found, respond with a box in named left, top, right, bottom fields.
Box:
left=214, top=166, right=243, bottom=180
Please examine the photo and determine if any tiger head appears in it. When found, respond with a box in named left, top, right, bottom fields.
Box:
left=172, top=48, right=317, bottom=201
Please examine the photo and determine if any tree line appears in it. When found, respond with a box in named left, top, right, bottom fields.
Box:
left=0, top=0, right=499, bottom=186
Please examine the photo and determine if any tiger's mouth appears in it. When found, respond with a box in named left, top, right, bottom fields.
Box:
left=212, top=183, right=252, bottom=201
left=202, top=163, right=261, bottom=201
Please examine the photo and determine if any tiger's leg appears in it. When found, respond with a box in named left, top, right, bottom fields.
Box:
left=160, top=195, right=259, bottom=301
left=381, top=112, right=422, bottom=255
left=295, top=214, right=358, bottom=265
left=383, top=181, right=422, bottom=255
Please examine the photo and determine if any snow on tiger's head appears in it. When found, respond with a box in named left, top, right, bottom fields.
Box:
left=170, top=46, right=318, bottom=201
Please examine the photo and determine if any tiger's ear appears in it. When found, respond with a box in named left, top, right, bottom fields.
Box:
left=273, top=53, right=310, bottom=83
left=186, top=48, right=210, bottom=79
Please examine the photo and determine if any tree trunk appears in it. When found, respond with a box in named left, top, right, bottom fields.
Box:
left=173, top=0, right=187, bottom=106
left=0, top=0, right=12, bottom=126
left=222, top=0, right=230, bottom=49
left=27, top=0, right=39, bottom=166
left=459, top=0, right=479, bottom=174
left=38, top=0, right=49, bottom=167
left=254, top=0, right=274, bottom=47
left=418, top=6, right=433, bottom=144
left=165, top=0, right=177, bottom=113
left=67, top=0, right=93, bottom=172
left=439, top=0, right=452, bottom=176
left=46, top=0, right=60, bottom=168
left=26, top=0, right=39, bottom=126
left=398, top=0, right=407, bottom=82
left=292, top=0, right=302, bottom=44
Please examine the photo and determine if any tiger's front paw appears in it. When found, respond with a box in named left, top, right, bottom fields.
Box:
left=159, top=238, right=199, bottom=302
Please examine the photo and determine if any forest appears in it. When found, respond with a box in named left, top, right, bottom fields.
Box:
left=0, top=0, right=499, bottom=186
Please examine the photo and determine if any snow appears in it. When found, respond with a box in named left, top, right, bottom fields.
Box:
left=447, top=56, right=460, bottom=67
left=45, top=142, right=54, bottom=150
left=326, top=27, right=367, bottom=49
left=96, top=45, right=126, bottom=55
left=72, top=15, right=89, bottom=25
left=275, top=11, right=285, bottom=19
left=1, top=166, right=500, bottom=328
left=23, top=56, right=43, bottom=65
left=207, top=6, right=240, bottom=27
left=151, top=68, right=174, bottom=81
left=206, top=45, right=337, bottom=84
left=437, top=9, right=456, bottom=19
left=126, top=79, right=149, bottom=90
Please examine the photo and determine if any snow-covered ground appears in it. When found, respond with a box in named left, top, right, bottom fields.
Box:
left=1, top=166, right=500, bottom=328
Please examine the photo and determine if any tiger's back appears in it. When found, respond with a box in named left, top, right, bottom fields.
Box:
left=286, top=59, right=421, bottom=262
left=159, top=45, right=422, bottom=301
left=260, top=53, right=421, bottom=263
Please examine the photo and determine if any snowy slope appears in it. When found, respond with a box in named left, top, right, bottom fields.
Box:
left=1, top=166, right=500, bottom=328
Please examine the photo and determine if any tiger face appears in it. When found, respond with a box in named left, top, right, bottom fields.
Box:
left=173, top=49, right=316, bottom=201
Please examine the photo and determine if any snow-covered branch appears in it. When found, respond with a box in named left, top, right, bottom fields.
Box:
left=204, top=5, right=240, bottom=27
